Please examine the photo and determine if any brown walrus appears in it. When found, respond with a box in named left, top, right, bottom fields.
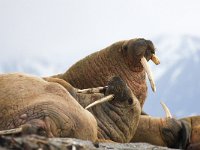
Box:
left=45, top=76, right=141, bottom=143
left=0, top=73, right=98, bottom=141
left=52, top=38, right=160, bottom=108
left=0, top=73, right=141, bottom=143
left=131, top=103, right=200, bottom=149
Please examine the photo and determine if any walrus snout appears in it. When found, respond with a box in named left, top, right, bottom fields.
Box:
left=122, top=38, right=159, bottom=92
left=105, top=76, right=134, bottom=105
left=122, top=38, right=158, bottom=63
left=85, top=76, right=137, bottom=109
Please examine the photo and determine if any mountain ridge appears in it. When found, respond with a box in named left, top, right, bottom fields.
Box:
left=0, top=35, right=199, bottom=117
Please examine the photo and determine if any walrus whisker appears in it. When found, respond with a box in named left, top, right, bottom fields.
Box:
left=0, top=127, right=22, bottom=135
left=141, top=57, right=156, bottom=92
left=160, top=101, right=172, bottom=118
left=85, top=94, right=114, bottom=110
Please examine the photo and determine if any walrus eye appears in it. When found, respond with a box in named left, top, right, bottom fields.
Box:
left=128, top=98, right=133, bottom=105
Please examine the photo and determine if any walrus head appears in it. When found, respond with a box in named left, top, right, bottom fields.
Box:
left=121, top=38, right=160, bottom=92
left=160, top=102, right=191, bottom=149
left=105, top=76, right=135, bottom=107
left=85, top=76, right=141, bottom=142
left=85, top=76, right=139, bottom=109
left=161, top=119, right=191, bottom=149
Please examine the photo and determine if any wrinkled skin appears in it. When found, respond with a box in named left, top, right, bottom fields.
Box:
left=52, top=38, right=156, bottom=108
left=46, top=76, right=141, bottom=143
left=180, top=116, right=200, bottom=149
left=187, top=143, right=200, bottom=150
left=0, top=73, right=97, bottom=141
left=0, top=73, right=141, bottom=143
left=131, top=115, right=200, bottom=149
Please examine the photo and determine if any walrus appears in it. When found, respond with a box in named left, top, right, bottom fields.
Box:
left=131, top=103, right=200, bottom=149
left=44, top=76, right=141, bottom=143
left=131, top=115, right=190, bottom=149
left=0, top=73, right=141, bottom=143
left=52, top=38, right=160, bottom=108
left=180, top=116, right=200, bottom=147
left=0, top=73, right=98, bottom=142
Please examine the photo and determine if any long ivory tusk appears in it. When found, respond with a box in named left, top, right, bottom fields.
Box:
left=0, top=127, right=22, bottom=135
left=77, top=86, right=106, bottom=94
left=141, top=57, right=156, bottom=92
left=85, top=94, right=114, bottom=110
left=160, top=101, right=172, bottom=118
left=151, top=54, right=160, bottom=65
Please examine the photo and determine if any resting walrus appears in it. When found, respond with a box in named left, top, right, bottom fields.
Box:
left=0, top=73, right=141, bottom=143
left=52, top=38, right=160, bottom=108
left=0, top=73, right=98, bottom=141
left=132, top=114, right=191, bottom=149
left=131, top=103, right=200, bottom=149
left=45, top=76, right=141, bottom=143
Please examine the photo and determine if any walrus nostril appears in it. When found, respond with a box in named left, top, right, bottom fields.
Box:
left=128, top=98, right=133, bottom=105
left=37, top=127, right=47, bottom=136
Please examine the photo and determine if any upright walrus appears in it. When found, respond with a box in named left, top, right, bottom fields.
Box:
left=53, top=38, right=160, bottom=108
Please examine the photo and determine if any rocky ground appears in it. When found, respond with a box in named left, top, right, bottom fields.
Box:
left=0, top=135, right=178, bottom=150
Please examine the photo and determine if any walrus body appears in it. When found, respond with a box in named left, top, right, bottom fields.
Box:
left=46, top=76, right=141, bottom=143
left=180, top=116, right=200, bottom=145
left=53, top=38, right=158, bottom=108
left=0, top=73, right=97, bottom=141
left=131, top=115, right=200, bottom=149
left=0, top=73, right=141, bottom=143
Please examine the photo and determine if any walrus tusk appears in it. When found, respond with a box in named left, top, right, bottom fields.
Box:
left=160, top=101, right=172, bottom=118
left=141, top=57, right=156, bottom=92
left=151, top=54, right=160, bottom=65
left=85, top=94, right=114, bottom=110
left=0, top=127, right=22, bottom=135
left=77, top=86, right=107, bottom=94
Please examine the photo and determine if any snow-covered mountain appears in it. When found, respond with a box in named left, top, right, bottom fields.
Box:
left=144, top=35, right=200, bottom=117
left=0, top=35, right=199, bottom=118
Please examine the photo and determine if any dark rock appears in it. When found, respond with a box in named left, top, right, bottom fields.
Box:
left=0, top=135, right=179, bottom=150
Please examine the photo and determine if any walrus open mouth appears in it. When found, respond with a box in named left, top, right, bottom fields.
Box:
left=140, top=54, right=160, bottom=92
